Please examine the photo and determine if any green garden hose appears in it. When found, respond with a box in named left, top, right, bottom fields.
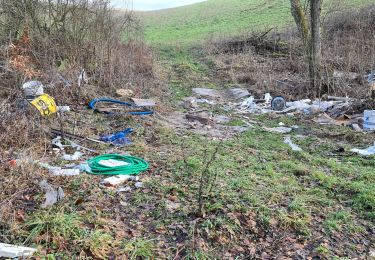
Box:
left=86, top=154, right=149, bottom=175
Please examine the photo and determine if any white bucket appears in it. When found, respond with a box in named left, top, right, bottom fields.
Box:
left=364, top=110, right=375, bottom=131
left=22, top=81, right=44, bottom=97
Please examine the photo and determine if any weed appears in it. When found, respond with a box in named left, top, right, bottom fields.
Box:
left=123, top=238, right=155, bottom=260
left=23, top=209, right=85, bottom=245
left=85, top=230, right=114, bottom=259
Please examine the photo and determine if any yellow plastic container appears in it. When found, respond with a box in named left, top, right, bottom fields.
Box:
left=31, top=94, right=58, bottom=116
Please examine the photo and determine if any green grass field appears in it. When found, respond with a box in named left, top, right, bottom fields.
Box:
left=138, top=0, right=374, bottom=45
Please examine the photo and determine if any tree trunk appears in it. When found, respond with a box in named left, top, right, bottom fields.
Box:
left=290, top=0, right=309, bottom=45
left=309, top=0, right=322, bottom=92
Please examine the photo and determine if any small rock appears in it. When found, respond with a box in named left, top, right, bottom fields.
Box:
left=135, top=182, right=143, bottom=188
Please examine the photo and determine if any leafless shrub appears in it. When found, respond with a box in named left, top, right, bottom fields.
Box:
left=0, top=0, right=158, bottom=98
left=321, top=5, right=375, bottom=97
left=203, top=5, right=374, bottom=99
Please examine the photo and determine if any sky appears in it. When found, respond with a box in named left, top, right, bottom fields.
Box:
left=111, top=0, right=206, bottom=11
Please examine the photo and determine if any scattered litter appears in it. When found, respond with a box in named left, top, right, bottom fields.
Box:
left=117, top=186, right=132, bottom=192
left=77, top=69, right=88, bottom=87
left=284, top=136, right=303, bottom=152
left=50, top=168, right=80, bottom=176
left=158, top=111, right=249, bottom=139
left=101, top=175, right=138, bottom=186
left=192, top=88, right=220, bottom=98
left=0, top=243, right=37, bottom=258
left=100, top=128, right=133, bottom=146
left=134, top=182, right=143, bottom=188
left=30, top=94, right=58, bottom=116
left=39, top=180, right=64, bottom=208
left=131, top=98, right=156, bottom=107
left=351, top=124, right=362, bottom=132
left=364, top=110, right=375, bottom=131
left=239, top=96, right=272, bottom=114
left=40, top=163, right=81, bottom=176
left=351, top=143, right=375, bottom=156
left=116, top=88, right=134, bottom=97
left=264, top=93, right=272, bottom=104
left=264, top=126, right=292, bottom=134
left=240, top=96, right=255, bottom=109
left=22, top=81, right=44, bottom=97
left=58, top=106, right=71, bottom=112
left=62, top=151, right=83, bottom=161
left=278, top=122, right=285, bottom=126
left=182, top=97, right=216, bottom=108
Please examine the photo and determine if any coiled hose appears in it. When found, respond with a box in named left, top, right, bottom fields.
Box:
left=87, top=154, right=149, bottom=175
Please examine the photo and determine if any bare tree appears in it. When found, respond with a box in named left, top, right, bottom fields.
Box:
left=290, top=0, right=323, bottom=93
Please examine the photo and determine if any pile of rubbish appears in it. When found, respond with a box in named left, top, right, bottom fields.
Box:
left=239, top=94, right=375, bottom=131
left=181, top=86, right=375, bottom=132
left=12, top=75, right=155, bottom=201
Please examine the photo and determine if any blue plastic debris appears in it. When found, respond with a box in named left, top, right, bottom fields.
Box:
left=100, top=128, right=133, bottom=146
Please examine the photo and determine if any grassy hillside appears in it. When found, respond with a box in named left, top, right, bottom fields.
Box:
left=138, top=0, right=374, bottom=45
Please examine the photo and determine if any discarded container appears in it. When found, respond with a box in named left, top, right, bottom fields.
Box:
left=22, top=81, right=44, bottom=97
left=30, top=94, right=58, bottom=116
left=363, top=110, right=375, bottom=131
left=0, top=243, right=36, bottom=258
